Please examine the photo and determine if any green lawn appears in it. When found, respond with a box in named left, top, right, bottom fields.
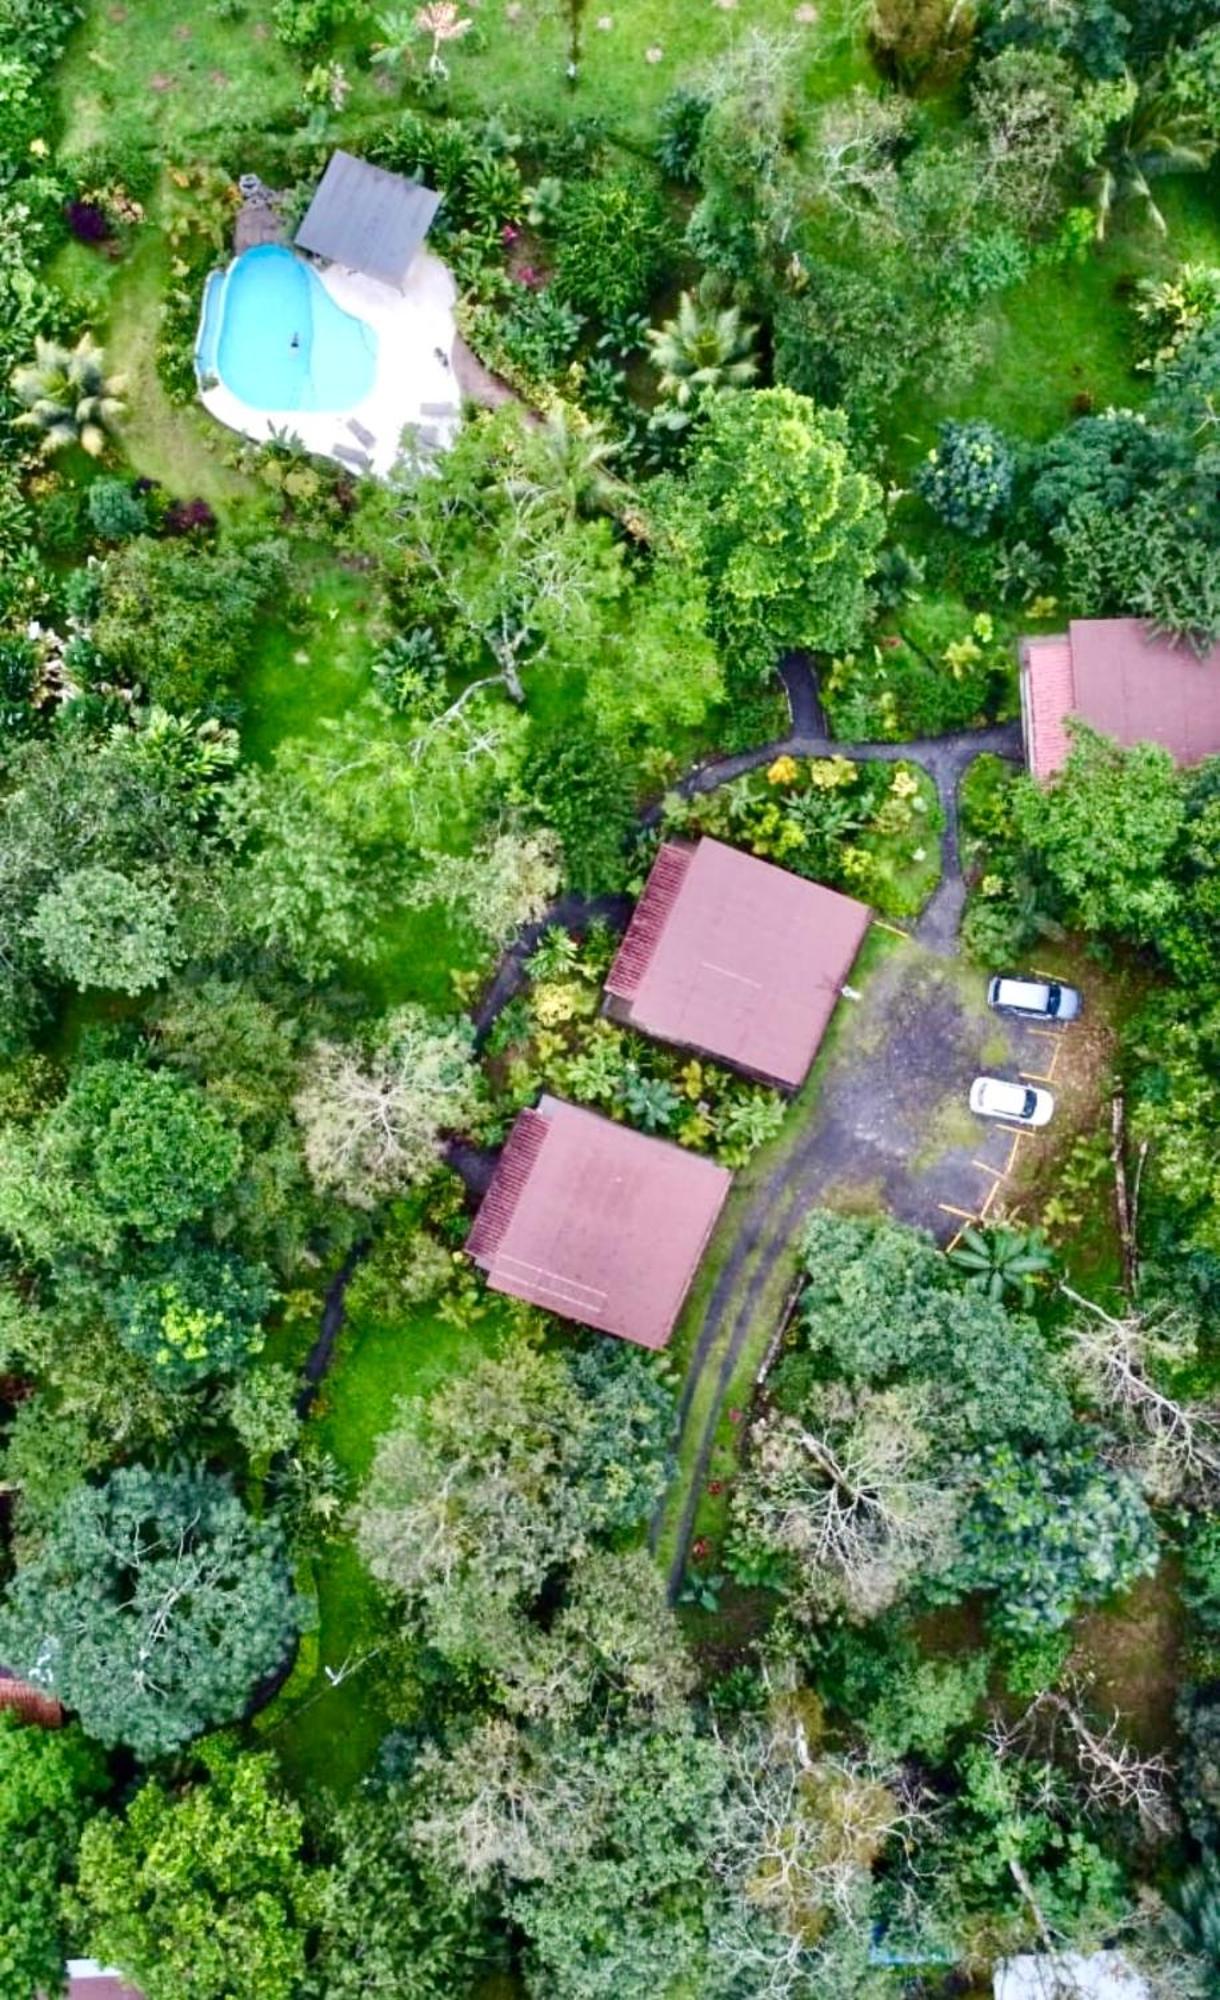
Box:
left=887, top=168, right=1220, bottom=471
left=264, top=1288, right=515, bottom=1799
left=57, top=0, right=303, bottom=159
left=435, top=0, right=876, bottom=143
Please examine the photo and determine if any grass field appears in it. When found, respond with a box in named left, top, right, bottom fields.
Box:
left=265, top=1287, right=515, bottom=1797
left=57, top=0, right=303, bottom=158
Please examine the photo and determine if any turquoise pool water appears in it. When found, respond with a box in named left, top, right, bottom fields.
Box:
left=195, top=244, right=378, bottom=413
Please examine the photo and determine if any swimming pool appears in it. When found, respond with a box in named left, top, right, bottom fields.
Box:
left=195, top=244, right=378, bottom=413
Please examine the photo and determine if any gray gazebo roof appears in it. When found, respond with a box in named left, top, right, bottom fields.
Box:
left=294, top=150, right=441, bottom=289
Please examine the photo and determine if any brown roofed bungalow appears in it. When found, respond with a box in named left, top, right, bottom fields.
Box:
left=467, top=1095, right=731, bottom=1349
left=0, top=1667, right=64, bottom=1728
left=1021, top=618, right=1220, bottom=781
left=604, top=837, right=871, bottom=1091
left=59, top=1963, right=143, bottom=2000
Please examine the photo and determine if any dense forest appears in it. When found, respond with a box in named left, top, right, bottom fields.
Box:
left=1, top=0, right=1220, bottom=1994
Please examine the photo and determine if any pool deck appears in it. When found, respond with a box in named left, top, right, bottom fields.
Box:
left=199, top=249, right=461, bottom=477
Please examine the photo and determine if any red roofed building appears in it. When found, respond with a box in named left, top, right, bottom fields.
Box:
left=604, top=837, right=871, bottom=1090
left=467, top=1095, right=730, bottom=1348
left=62, top=1963, right=144, bottom=2000
left=0, top=1668, right=64, bottom=1728
left=1021, top=619, right=1220, bottom=780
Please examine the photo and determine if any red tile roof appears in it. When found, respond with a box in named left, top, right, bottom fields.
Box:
left=605, top=837, right=871, bottom=1089
left=63, top=1966, right=144, bottom=2000
left=0, top=1670, right=64, bottom=1729
left=1022, top=620, right=1220, bottom=779
left=468, top=1095, right=731, bottom=1348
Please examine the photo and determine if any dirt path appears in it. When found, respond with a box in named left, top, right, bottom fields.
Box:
left=656, top=941, right=1037, bottom=1592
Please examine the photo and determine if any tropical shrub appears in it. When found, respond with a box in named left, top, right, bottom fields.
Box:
left=553, top=167, right=668, bottom=321
left=916, top=421, right=1016, bottom=538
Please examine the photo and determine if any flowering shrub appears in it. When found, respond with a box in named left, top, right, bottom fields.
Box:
left=658, top=758, right=944, bottom=918
left=916, top=420, right=1015, bottom=539
left=484, top=924, right=786, bottom=1167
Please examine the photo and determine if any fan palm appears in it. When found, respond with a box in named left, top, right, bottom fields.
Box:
left=1092, top=75, right=1217, bottom=241
left=949, top=1224, right=1054, bottom=1305
left=646, top=292, right=758, bottom=429
left=519, top=407, right=627, bottom=519
left=11, top=333, right=126, bottom=458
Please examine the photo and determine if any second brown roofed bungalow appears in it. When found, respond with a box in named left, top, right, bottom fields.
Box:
left=604, top=836, right=872, bottom=1091
left=467, top=1095, right=731, bottom=1350
left=1021, top=617, right=1220, bottom=781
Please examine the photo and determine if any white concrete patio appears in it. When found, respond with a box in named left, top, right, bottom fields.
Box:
left=198, top=249, right=461, bottom=478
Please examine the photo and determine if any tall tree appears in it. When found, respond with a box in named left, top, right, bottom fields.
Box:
left=0, top=1467, right=299, bottom=1756
left=661, top=388, right=885, bottom=679
left=72, top=1738, right=317, bottom=2000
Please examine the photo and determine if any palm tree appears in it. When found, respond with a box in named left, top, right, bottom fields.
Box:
left=519, top=407, right=628, bottom=519
left=11, top=333, right=126, bottom=458
left=949, top=1224, right=1054, bottom=1305
left=1091, top=72, right=1217, bottom=241
left=646, top=292, right=758, bottom=430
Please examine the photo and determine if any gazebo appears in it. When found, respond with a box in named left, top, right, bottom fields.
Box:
left=294, top=150, right=441, bottom=292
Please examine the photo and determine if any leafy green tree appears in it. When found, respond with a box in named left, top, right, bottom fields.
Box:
left=0, top=1058, right=242, bottom=1262
left=0, top=1713, right=106, bottom=2000
left=951, top=1443, right=1158, bottom=1635
left=0, top=1466, right=299, bottom=1756
left=93, top=536, right=291, bottom=710
left=312, top=1786, right=494, bottom=1999
left=27, top=864, right=181, bottom=995
left=1011, top=725, right=1185, bottom=941
left=113, top=1243, right=273, bottom=1384
left=646, top=292, right=758, bottom=430
left=11, top=332, right=126, bottom=457
left=663, top=388, right=885, bottom=679
left=72, top=1738, right=318, bottom=2000
left=356, top=1344, right=672, bottom=1679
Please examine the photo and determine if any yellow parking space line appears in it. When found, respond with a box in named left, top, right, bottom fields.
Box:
left=1006, top=1135, right=1023, bottom=1172
left=939, top=1203, right=981, bottom=1223
left=972, top=1159, right=1005, bottom=1176
left=872, top=919, right=910, bottom=940
left=1026, top=1026, right=1060, bottom=1041
left=945, top=1228, right=966, bottom=1255
left=997, top=1124, right=1032, bottom=1139
left=980, top=1180, right=1003, bottom=1218
left=1020, top=1070, right=1054, bottom=1085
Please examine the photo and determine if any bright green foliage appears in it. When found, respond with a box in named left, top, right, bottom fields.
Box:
left=0, top=1466, right=299, bottom=1756
left=916, top=421, right=1016, bottom=538
left=785, top=1210, right=1070, bottom=1449
left=311, top=1788, right=493, bottom=1999
left=0, top=1714, right=106, bottom=2000
left=72, top=1738, right=318, bottom=2000
left=859, top=1653, right=989, bottom=1763
left=0, top=1059, right=242, bottom=1262
left=948, top=1224, right=1054, bottom=1304
left=646, top=292, right=758, bottom=429
left=1012, top=725, right=1185, bottom=941
left=665, top=389, right=886, bottom=679
left=553, top=167, right=668, bottom=320
left=93, top=537, right=291, bottom=711
left=952, top=1443, right=1159, bottom=1635
left=113, top=1244, right=273, bottom=1384
left=28, top=864, right=181, bottom=995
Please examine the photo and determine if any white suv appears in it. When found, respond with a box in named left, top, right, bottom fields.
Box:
left=987, top=974, right=1081, bottom=1022
left=969, top=1076, right=1054, bottom=1127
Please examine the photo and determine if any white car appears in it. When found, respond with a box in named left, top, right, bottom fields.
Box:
left=969, top=1075, right=1054, bottom=1128
left=987, top=974, right=1081, bottom=1023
